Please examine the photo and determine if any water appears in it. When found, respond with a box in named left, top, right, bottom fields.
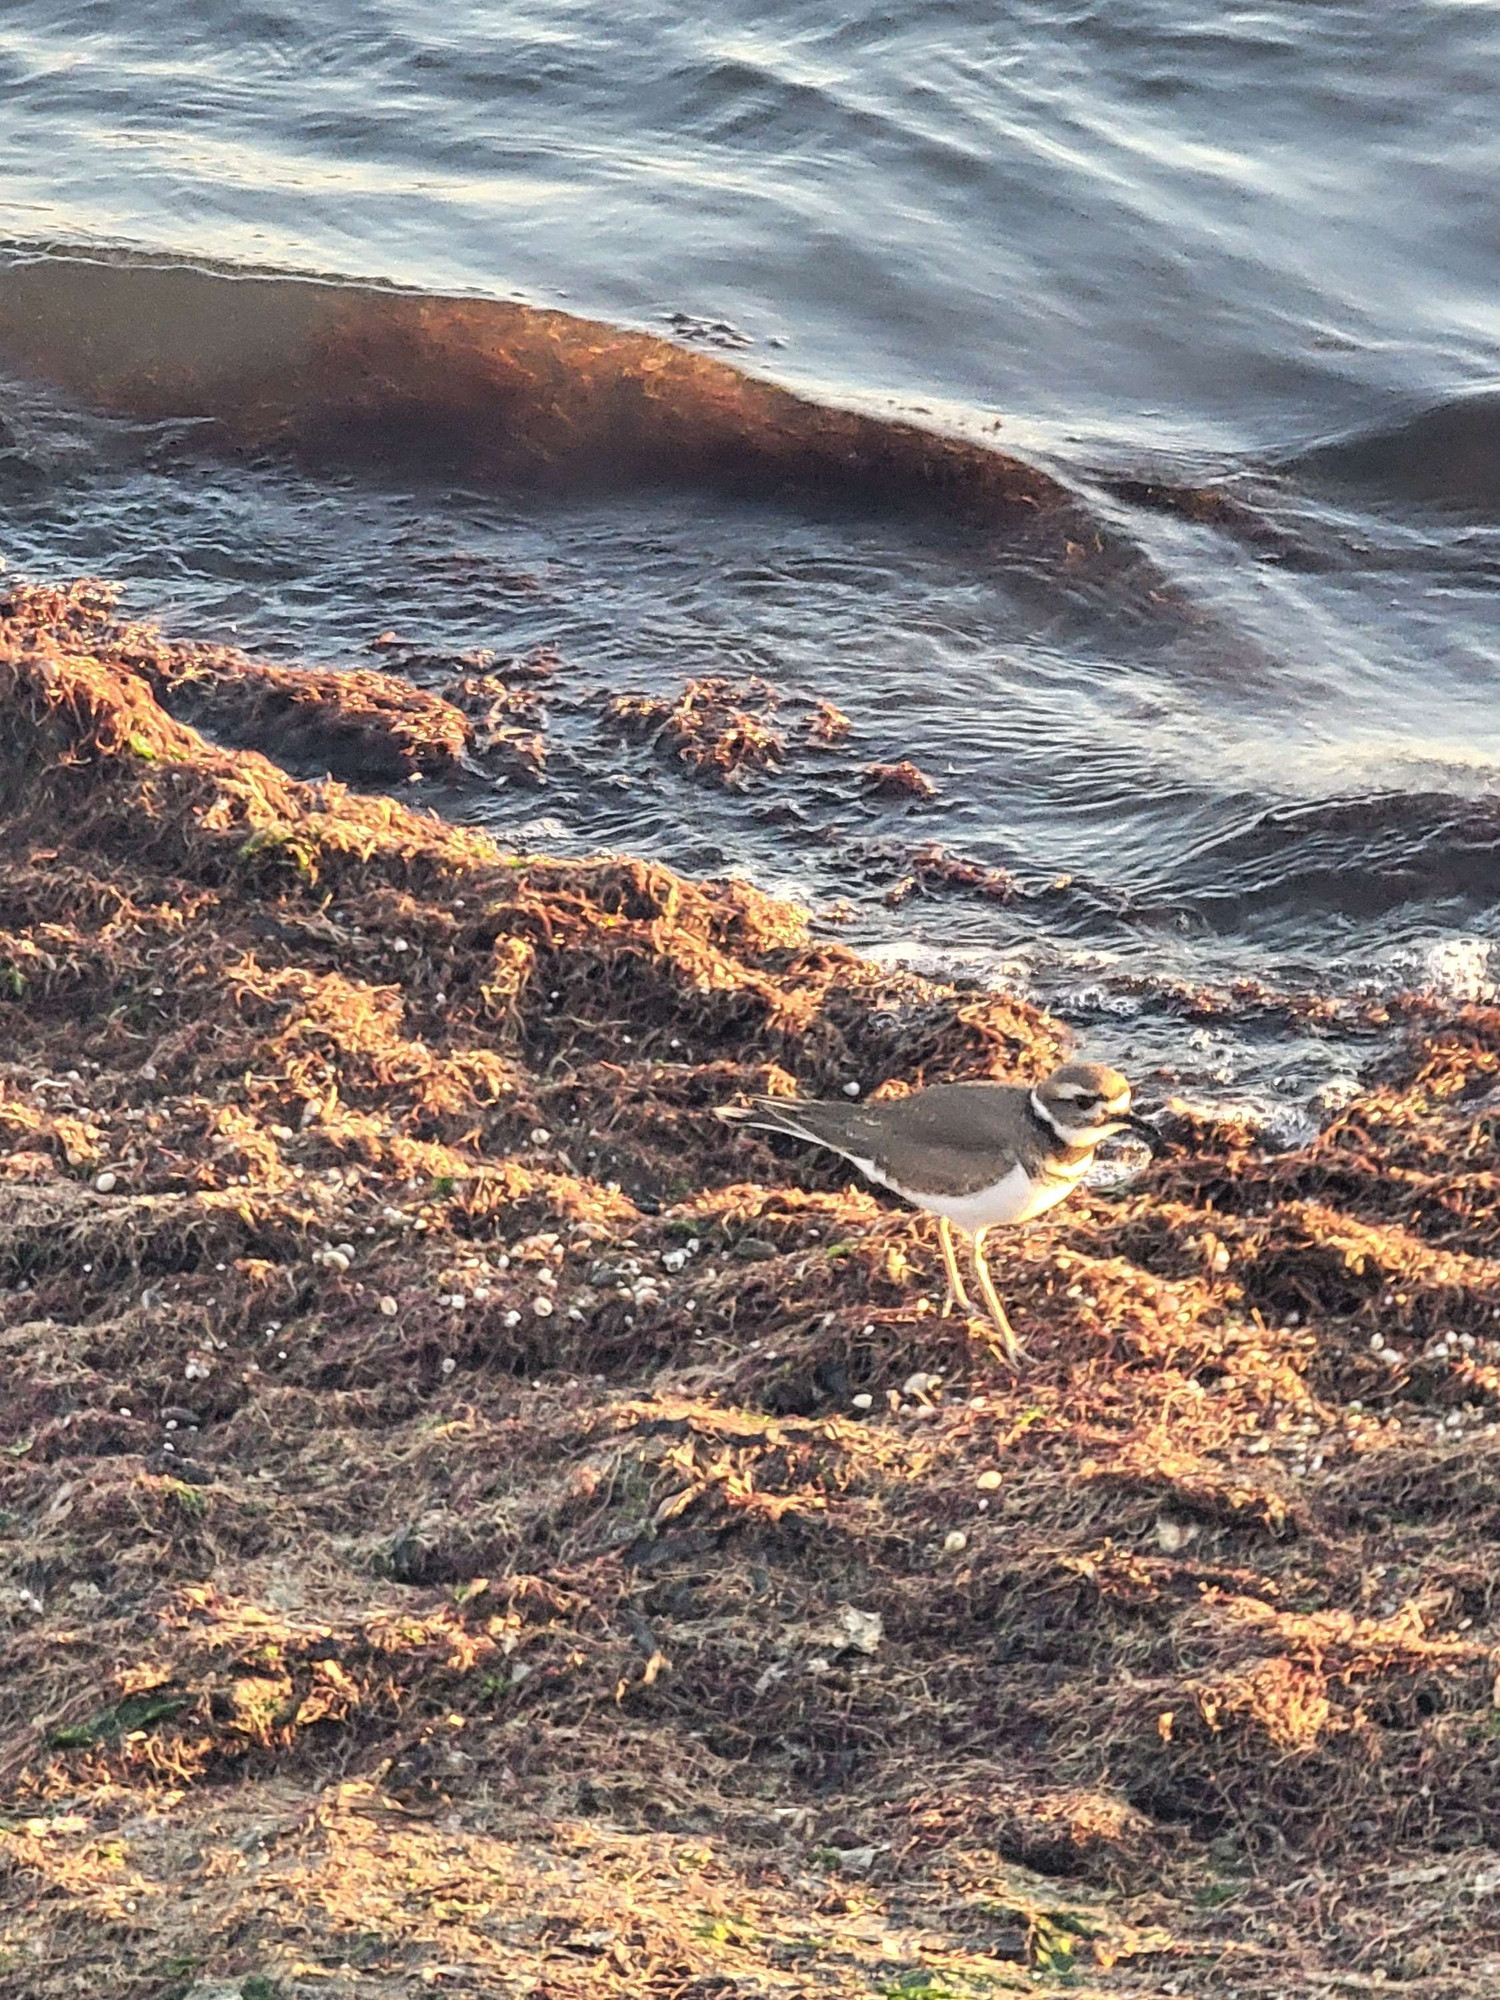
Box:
left=1, top=0, right=1498, bottom=1107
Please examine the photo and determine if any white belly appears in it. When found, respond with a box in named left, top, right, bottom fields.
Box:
left=888, top=1161, right=1086, bottom=1233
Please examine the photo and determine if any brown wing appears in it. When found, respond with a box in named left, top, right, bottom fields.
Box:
left=862, top=1083, right=1043, bottom=1195
left=742, top=1082, right=1041, bottom=1198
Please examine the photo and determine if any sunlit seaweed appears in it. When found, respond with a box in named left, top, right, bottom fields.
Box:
left=2, top=582, right=1499, bottom=1996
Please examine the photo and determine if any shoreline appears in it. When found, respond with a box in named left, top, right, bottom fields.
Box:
left=3, top=581, right=1500, bottom=1995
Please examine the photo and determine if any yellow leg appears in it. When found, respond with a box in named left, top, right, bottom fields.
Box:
left=937, top=1215, right=974, bottom=1318
left=971, top=1226, right=1026, bottom=1368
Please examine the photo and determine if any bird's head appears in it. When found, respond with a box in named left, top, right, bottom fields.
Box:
left=1030, top=1060, right=1165, bottom=1152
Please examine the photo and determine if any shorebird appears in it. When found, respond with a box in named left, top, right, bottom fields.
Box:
left=717, top=1060, right=1165, bottom=1365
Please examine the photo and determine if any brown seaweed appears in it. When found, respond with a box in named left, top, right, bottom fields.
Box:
left=1, top=583, right=1499, bottom=1996
left=0, top=254, right=1164, bottom=587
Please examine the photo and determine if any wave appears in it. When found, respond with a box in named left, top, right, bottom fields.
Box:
left=1287, top=388, right=1500, bottom=512
left=0, top=249, right=1144, bottom=568
left=1166, top=790, right=1500, bottom=927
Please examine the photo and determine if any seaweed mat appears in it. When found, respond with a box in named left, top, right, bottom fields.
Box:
left=2, top=584, right=1499, bottom=1997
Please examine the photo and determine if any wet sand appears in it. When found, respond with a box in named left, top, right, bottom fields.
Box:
left=3, top=582, right=1500, bottom=1995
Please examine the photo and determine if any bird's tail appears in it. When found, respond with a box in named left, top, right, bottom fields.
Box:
left=715, top=1095, right=868, bottom=1158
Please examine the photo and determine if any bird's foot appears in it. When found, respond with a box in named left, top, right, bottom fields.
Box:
left=995, top=1330, right=1029, bottom=1371
left=964, top=1317, right=1027, bottom=1371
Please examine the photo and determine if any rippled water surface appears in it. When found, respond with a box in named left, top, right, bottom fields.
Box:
left=1, top=0, right=1498, bottom=1096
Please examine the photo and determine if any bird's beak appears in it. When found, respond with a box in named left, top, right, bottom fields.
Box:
left=1119, top=1109, right=1171, bottom=1155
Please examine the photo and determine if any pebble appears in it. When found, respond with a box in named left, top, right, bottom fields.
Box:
left=441, top=1358, right=456, bottom=1375
left=503, top=1310, right=521, bottom=1329
left=379, top=1297, right=398, bottom=1317
left=903, top=1371, right=941, bottom=1398
left=943, top=1530, right=968, bottom=1554
left=94, top=1171, right=117, bottom=1193
left=1155, top=1516, right=1199, bottom=1553
left=975, top=1470, right=1003, bottom=1491
left=533, top=1297, right=554, bottom=1317
left=851, top=1393, right=874, bottom=1411
left=842, top=1081, right=861, bottom=1098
